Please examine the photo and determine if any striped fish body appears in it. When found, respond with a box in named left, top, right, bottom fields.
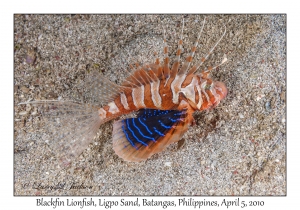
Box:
left=21, top=18, right=228, bottom=166
left=101, top=73, right=227, bottom=121
left=100, top=67, right=227, bottom=162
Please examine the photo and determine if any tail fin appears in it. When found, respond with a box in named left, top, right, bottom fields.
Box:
left=19, top=100, right=102, bottom=167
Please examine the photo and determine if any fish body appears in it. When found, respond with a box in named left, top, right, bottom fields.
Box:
left=107, top=71, right=227, bottom=162
left=101, top=73, right=227, bottom=121
left=20, top=18, right=228, bottom=166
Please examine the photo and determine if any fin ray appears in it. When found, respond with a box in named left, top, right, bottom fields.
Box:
left=73, top=71, right=128, bottom=106
left=19, top=100, right=102, bottom=167
left=112, top=109, right=193, bottom=162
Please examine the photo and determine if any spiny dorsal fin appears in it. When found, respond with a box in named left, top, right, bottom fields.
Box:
left=162, top=27, right=169, bottom=82
left=170, top=18, right=185, bottom=79
left=188, top=24, right=227, bottom=76
left=122, top=68, right=158, bottom=87
left=178, top=18, right=206, bottom=75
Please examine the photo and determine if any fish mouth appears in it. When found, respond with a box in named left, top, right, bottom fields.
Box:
left=214, top=81, right=227, bottom=100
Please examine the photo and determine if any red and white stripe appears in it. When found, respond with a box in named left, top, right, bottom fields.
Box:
left=99, top=73, right=223, bottom=120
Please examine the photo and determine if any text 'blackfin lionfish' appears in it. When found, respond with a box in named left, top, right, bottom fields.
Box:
left=20, top=18, right=228, bottom=166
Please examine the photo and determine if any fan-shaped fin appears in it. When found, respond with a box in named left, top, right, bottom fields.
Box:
left=72, top=71, right=128, bottom=106
left=112, top=109, right=193, bottom=162
left=19, top=100, right=103, bottom=167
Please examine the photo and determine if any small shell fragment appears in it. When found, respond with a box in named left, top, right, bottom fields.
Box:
left=20, top=86, right=30, bottom=93
left=25, top=48, right=36, bottom=65
left=164, top=162, right=172, bottom=167
left=19, top=111, right=27, bottom=116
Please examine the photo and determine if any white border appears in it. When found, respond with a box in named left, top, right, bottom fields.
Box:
left=2, top=0, right=296, bottom=209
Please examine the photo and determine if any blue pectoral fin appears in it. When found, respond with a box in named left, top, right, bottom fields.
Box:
left=112, top=109, right=188, bottom=162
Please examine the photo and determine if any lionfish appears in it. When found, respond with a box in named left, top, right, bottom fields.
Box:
left=20, top=18, right=228, bottom=166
